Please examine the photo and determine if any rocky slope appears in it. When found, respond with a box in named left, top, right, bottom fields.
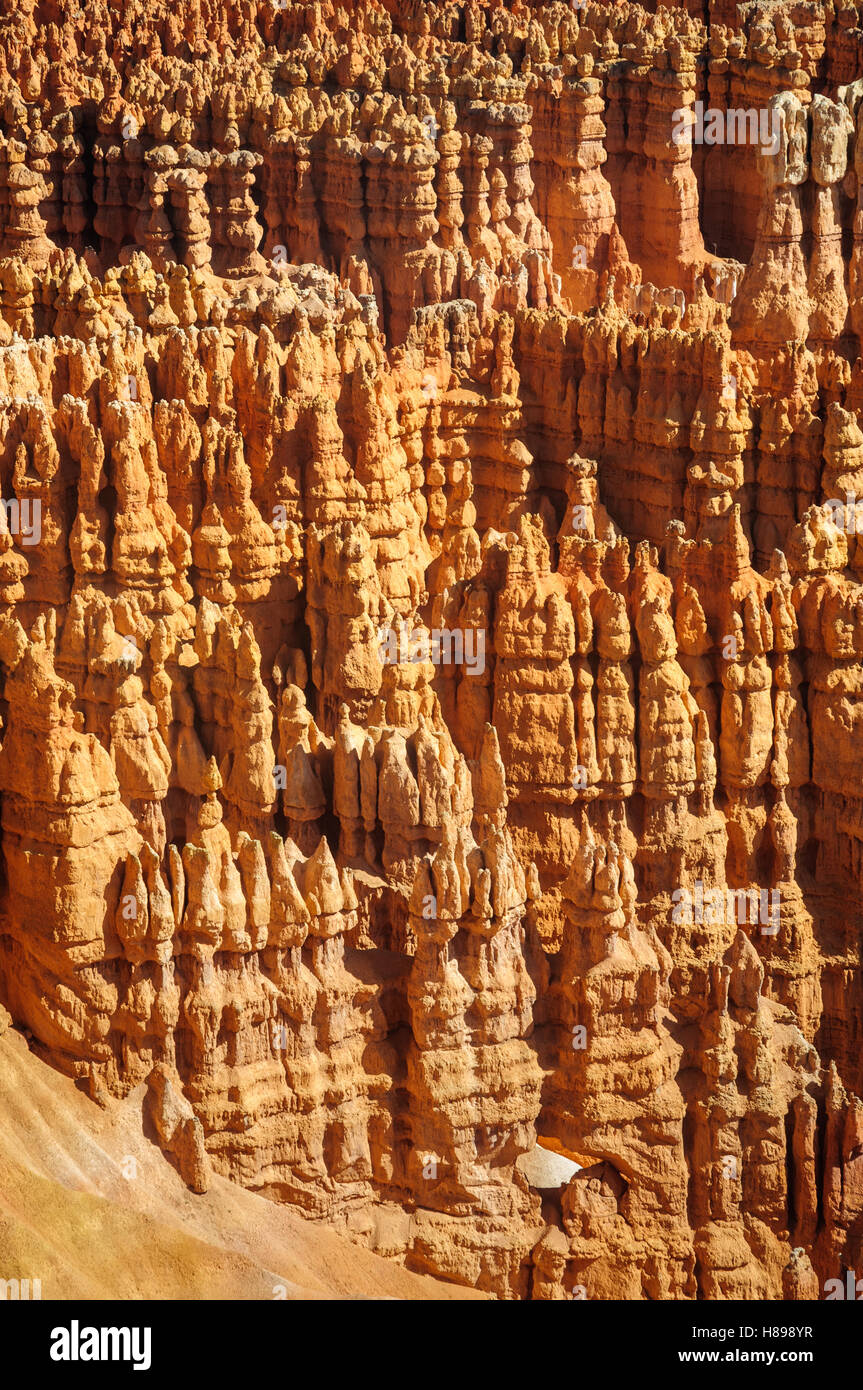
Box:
left=0, top=0, right=862, bottom=1300
left=0, top=1008, right=481, bottom=1299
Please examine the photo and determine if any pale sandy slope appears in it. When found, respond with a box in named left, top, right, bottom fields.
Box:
left=0, top=1025, right=482, bottom=1300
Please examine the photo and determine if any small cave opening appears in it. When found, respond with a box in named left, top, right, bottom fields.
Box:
left=522, top=1135, right=583, bottom=1175
left=517, top=1135, right=583, bottom=1223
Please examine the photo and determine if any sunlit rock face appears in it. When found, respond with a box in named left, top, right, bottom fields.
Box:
left=1, top=0, right=863, bottom=1301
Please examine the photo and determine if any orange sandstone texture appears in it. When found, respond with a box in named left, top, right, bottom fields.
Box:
left=0, top=0, right=862, bottom=1302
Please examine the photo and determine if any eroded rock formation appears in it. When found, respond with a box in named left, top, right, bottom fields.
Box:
left=0, top=0, right=862, bottom=1302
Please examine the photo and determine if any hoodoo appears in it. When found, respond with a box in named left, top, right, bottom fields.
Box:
left=0, top=0, right=861, bottom=1307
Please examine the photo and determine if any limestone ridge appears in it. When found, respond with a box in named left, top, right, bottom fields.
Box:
left=0, top=0, right=861, bottom=1300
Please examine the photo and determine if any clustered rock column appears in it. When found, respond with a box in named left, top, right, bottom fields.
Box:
left=0, top=0, right=861, bottom=1306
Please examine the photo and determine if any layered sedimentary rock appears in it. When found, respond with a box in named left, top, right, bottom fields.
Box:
left=1, top=0, right=863, bottom=1302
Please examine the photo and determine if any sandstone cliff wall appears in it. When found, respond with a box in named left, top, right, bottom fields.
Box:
left=0, top=0, right=861, bottom=1301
